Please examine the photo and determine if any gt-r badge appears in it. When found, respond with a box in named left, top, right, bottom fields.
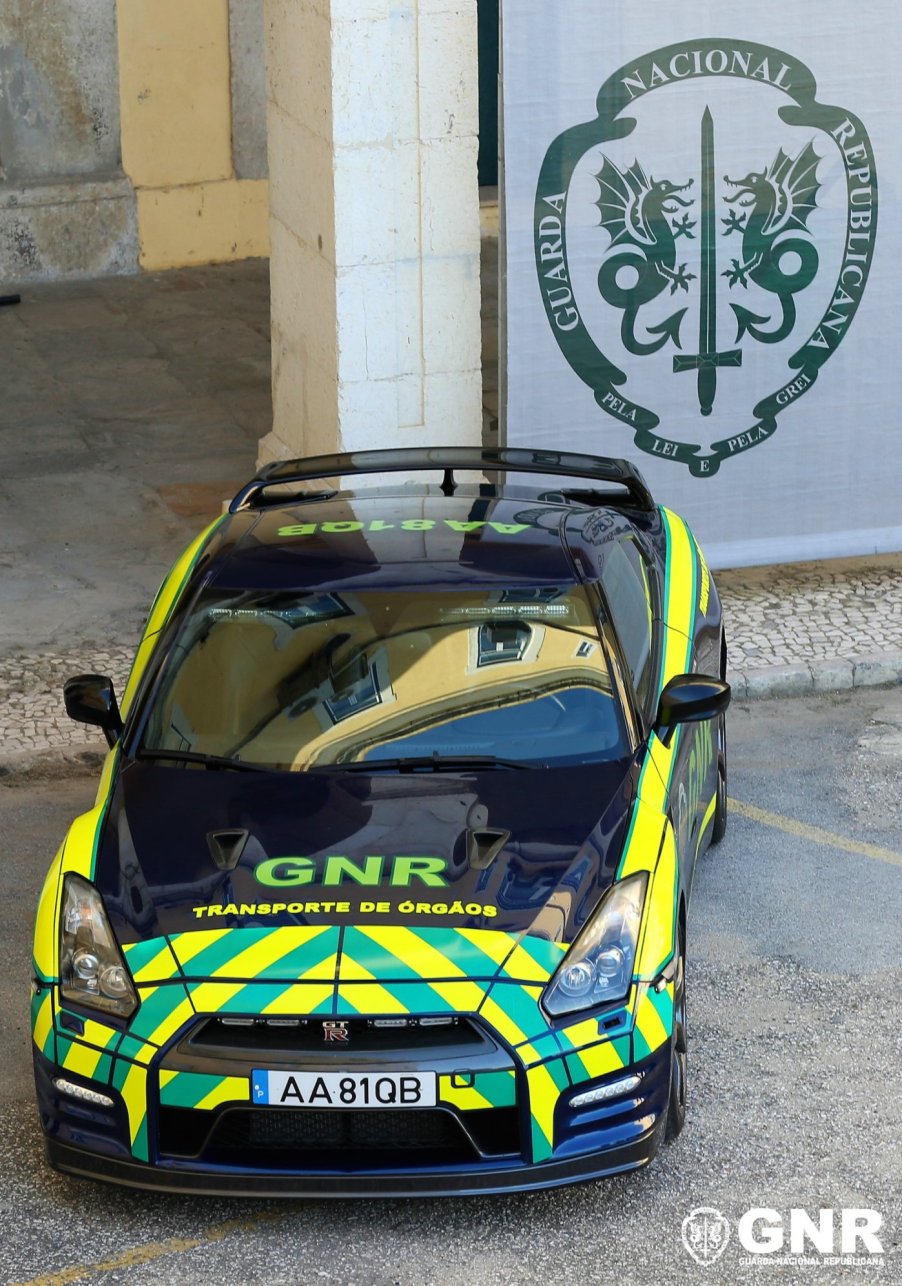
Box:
left=323, top=1021, right=350, bottom=1043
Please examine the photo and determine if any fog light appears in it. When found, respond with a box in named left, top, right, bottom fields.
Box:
left=569, top=1074, right=641, bottom=1108
left=53, top=1077, right=114, bottom=1108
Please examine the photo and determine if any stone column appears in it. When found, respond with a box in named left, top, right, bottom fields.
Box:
left=258, top=0, right=483, bottom=466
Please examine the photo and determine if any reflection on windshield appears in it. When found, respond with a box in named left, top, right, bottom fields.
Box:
left=139, top=587, right=626, bottom=770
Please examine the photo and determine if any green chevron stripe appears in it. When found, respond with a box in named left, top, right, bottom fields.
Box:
left=475, top=1070, right=517, bottom=1108
left=127, top=984, right=192, bottom=1044
left=159, top=1072, right=237, bottom=1109
left=481, top=982, right=549, bottom=1042
left=647, top=983, right=675, bottom=1033
left=173, top=926, right=339, bottom=980
left=505, top=934, right=568, bottom=978
left=121, top=937, right=178, bottom=978
left=334, top=978, right=475, bottom=1016
left=111, top=1056, right=135, bottom=1092
left=93, top=1052, right=113, bottom=1085
left=186, top=980, right=334, bottom=1016
left=117, top=1034, right=148, bottom=1062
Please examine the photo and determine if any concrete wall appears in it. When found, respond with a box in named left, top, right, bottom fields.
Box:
left=0, top=0, right=138, bottom=279
left=230, top=0, right=268, bottom=181
left=0, top=0, right=271, bottom=280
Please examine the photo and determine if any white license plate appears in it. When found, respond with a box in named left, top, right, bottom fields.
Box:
left=252, top=1069, right=437, bottom=1109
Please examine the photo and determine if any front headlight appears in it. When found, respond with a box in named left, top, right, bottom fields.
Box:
left=543, top=872, right=647, bottom=1017
left=59, top=875, right=138, bottom=1019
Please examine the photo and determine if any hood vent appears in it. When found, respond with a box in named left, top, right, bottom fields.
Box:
left=207, top=829, right=250, bottom=871
left=467, top=827, right=510, bottom=870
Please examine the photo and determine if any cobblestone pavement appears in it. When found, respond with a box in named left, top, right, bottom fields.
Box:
left=2, top=551, right=900, bottom=759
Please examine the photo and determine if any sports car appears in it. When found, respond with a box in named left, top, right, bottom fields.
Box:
left=31, top=446, right=730, bottom=1195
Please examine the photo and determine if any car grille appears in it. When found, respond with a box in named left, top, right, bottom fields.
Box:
left=184, top=1014, right=488, bottom=1057
left=216, top=1107, right=464, bottom=1151
left=157, top=1104, right=522, bottom=1166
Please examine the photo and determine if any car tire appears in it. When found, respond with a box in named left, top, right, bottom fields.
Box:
left=710, top=712, right=728, bottom=845
left=665, top=935, right=688, bottom=1141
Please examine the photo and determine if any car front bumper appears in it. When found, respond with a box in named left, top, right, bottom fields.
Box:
left=43, top=1119, right=667, bottom=1197
left=34, top=1021, right=672, bottom=1196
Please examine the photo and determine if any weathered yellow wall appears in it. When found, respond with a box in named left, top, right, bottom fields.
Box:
left=136, top=181, right=270, bottom=271
left=115, top=0, right=270, bottom=269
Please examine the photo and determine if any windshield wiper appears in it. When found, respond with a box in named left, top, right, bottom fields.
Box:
left=134, top=749, right=272, bottom=773
left=322, top=753, right=536, bottom=774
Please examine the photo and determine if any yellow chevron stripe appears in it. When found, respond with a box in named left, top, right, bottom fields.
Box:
left=637, top=821, right=677, bottom=978
left=62, top=1041, right=104, bottom=1080
left=573, top=1038, right=625, bottom=1082
left=120, top=517, right=224, bottom=717
left=170, top=929, right=232, bottom=969
left=296, top=952, right=339, bottom=981
left=195, top=1077, right=250, bottom=1111
left=339, top=983, right=409, bottom=1015
left=455, top=928, right=517, bottom=969
left=526, top=1064, right=560, bottom=1154
left=79, top=1017, right=120, bottom=1050
left=618, top=797, right=667, bottom=878
left=144, top=995, right=195, bottom=1050
left=61, top=748, right=119, bottom=881
left=126, top=941, right=181, bottom=985
left=516, top=1043, right=542, bottom=1065
left=427, top=980, right=487, bottom=1012
left=260, top=984, right=334, bottom=1015
left=33, top=846, right=64, bottom=981
left=120, top=1062, right=148, bottom=1145
left=208, top=927, right=330, bottom=980
left=660, top=508, right=697, bottom=674
left=189, top=981, right=245, bottom=1012
left=635, top=989, right=669, bottom=1054
left=477, top=994, right=529, bottom=1048
left=354, top=926, right=468, bottom=980
left=32, top=992, right=53, bottom=1052
left=439, top=1080, right=491, bottom=1111
left=337, top=955, right=377, bottom=982
left=159, top=1069, right=178, bottom=1090
left=698, top=792, right=717, bottom=851
left=499, top=941, right=557, bottom=984
left=559, top=1016, right=605, bottom=1051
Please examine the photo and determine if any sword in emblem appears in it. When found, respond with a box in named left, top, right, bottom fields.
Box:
left=674, top=107, right=742, bottom=416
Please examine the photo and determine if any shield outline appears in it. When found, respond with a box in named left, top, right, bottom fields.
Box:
left=533, top=39, right=877, bottom=476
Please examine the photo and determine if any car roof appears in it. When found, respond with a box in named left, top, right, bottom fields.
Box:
left=203, top=485, right=641, bottom=594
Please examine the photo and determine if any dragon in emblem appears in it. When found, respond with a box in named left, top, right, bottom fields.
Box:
left=595, top=158, right=696, bottom=355
left=722, top=141, right=822, bottom=343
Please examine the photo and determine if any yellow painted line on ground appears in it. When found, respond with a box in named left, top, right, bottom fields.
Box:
left=730, top=798, right=902, bottom=869
left=10, top=1210, right=284, bottom=1286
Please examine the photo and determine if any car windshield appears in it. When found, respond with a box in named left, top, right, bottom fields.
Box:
left=137, top=585, right=627, bottom=771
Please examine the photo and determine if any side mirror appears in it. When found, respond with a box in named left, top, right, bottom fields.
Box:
left=654, top=673, right=730, bottom=745
left=63, top=675, right=123, bottom=747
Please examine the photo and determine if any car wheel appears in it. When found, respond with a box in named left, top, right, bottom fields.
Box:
left=710, top=712, right=727, bottom=844
left=665, top=936, right=688, bottom=1141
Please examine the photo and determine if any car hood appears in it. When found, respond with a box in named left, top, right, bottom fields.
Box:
left=96, top=759, right=636, bottom=960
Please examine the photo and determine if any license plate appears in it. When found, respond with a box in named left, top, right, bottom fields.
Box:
left=252, top=1069, right=437, bottom=1109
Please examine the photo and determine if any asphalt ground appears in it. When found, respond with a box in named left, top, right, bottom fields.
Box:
left=1, top=687, right=900, bottom=1286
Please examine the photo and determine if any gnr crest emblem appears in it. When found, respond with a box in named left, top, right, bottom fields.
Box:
left=535, top=40, right=876, bottom=475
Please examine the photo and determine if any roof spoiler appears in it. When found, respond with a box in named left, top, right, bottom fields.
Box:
left=229, top=447, right=655, bottom=514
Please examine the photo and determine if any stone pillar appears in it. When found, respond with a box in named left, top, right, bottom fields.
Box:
left=258, top=0, right=483, bottom=465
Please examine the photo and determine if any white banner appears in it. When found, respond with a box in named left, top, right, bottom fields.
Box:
left=501, top=4, right=901, bottom=567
